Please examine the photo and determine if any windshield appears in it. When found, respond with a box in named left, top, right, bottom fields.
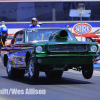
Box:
left=94, top=29, right=99, bottom=33
left=25, top=29, right=77, bottom=42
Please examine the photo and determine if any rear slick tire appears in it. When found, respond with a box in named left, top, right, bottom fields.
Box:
left=6, top=59, right=25, bottom=79
left=6, top=59, right=17, bottom=79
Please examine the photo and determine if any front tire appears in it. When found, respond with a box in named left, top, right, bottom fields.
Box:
left=82, top=64, right=93, bottom=79
left=28, top=57, right=39, bottom=80
left=45, top=70, right=63, bottom=78
left=86, top=37, right=93, bottom=42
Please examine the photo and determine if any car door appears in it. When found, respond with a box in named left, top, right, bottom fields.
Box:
left=9, top=31, right=25, bottom=67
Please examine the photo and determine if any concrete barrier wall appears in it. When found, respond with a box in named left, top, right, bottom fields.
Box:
left=6, top=22, right=100, bottom=35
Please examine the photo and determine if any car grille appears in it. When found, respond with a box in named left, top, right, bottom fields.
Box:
left=48, top=44, right=87, bottom=52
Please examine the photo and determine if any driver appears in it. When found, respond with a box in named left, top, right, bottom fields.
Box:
left=29, top=17, right=39, bottom=28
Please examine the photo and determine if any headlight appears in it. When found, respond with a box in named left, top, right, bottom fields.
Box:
left=90, top=45, right=97, bottom=52
left=35, top=46, right=43, bottom=53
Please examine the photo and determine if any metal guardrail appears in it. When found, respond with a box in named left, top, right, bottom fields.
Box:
left=4, top=21, right=100, bottom=24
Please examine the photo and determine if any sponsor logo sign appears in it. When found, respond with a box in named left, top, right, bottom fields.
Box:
left=73, top=23, right=92, bottom=35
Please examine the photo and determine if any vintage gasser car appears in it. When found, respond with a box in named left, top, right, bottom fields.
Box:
left=1, top=28, right=98, bottom=80
left=83, top=29, right=100, bottom=42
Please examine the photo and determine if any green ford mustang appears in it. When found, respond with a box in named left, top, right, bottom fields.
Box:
left=1, top=27, right=99, bottom=80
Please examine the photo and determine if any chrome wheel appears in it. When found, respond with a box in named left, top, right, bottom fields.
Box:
left=87, top=38, right=91, bottom=42
left=28, top=57, right=39, bottom=80
left=6, top=59, right=17, bottom=79
left=7, top=60, right=11, bottom=73
left=86, top=38, right=93, bottom=42
left=29, top=60, right=34, bottom=76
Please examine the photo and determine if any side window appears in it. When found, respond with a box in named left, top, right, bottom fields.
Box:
left=14, top=33, right=23, bottom=44
left=96, top=31, right=100, bottom=34
left=11, top=31, right=23, bottom=44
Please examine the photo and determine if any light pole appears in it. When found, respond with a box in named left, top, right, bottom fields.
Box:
left=69, top=3, right=91, bottom=42
left=77, top=3, right=85, bottom=41
left=80, top=12, right=82, bottom=41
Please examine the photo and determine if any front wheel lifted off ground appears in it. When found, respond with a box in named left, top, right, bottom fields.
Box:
left=28, top=57, right=39, bottom=80
left=82, top=64, right=93, bottom=79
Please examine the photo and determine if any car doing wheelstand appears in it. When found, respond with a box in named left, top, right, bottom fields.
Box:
left=1, top=28, right=99, bottom=80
